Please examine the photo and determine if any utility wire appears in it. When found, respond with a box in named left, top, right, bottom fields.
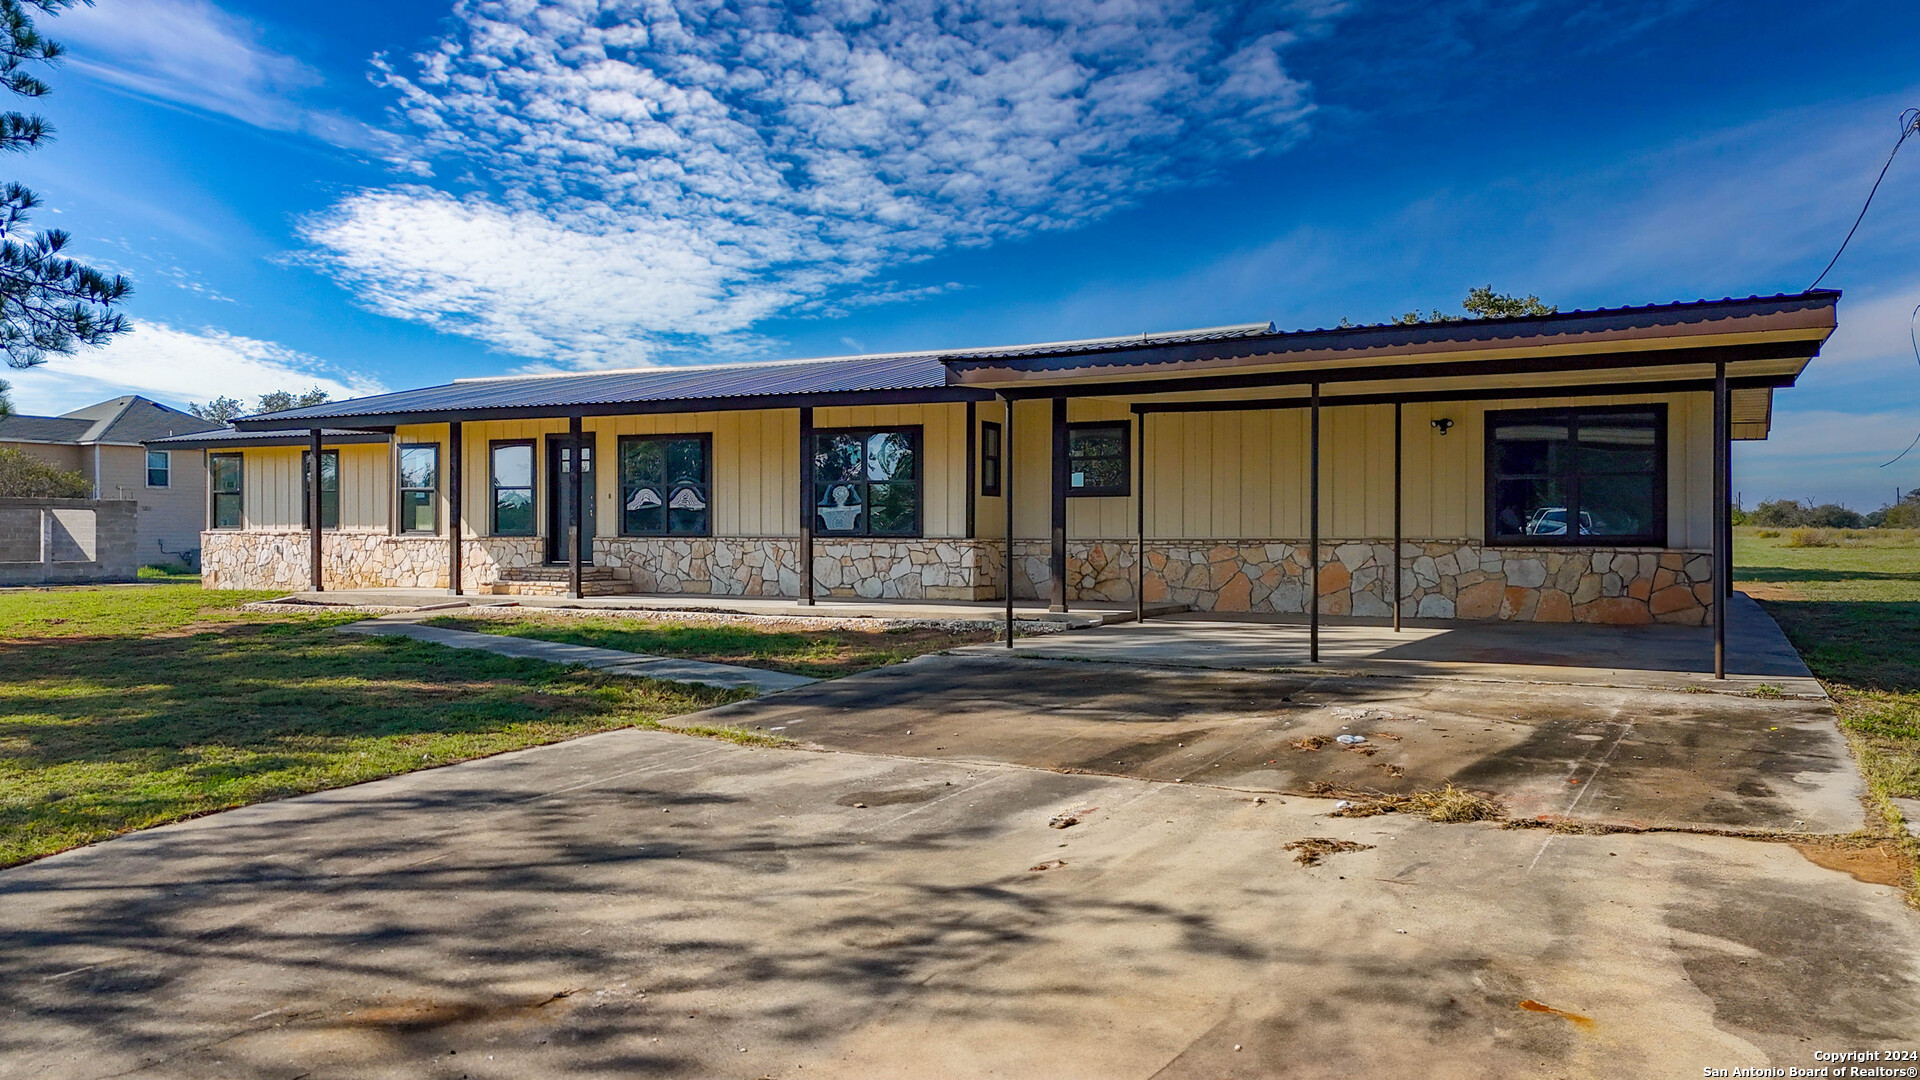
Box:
left=1880, top=300, right=1920, bottom=468
left=1808, top=108, right=1920, bottom=292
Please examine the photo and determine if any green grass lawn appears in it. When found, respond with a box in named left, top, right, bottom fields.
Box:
left=0, top=583, right=760, bottom=867
left=1736, top=527, right=1920, bottom=885
left=424, top=612, right=995, bottom=678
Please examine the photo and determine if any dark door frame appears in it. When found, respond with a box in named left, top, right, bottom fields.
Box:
left=545, top=433, right=596, bottom=565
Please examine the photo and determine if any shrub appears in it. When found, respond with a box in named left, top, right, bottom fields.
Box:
left=1787, top=527, right=1835, bottom=548
left=0, top=447, right=91, bottom=498
left=1756, top=529, right=1781, bottom=538
left=1751, top=499, right=1808, bottom=527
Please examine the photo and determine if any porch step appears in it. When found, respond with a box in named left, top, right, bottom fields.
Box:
left=492, top=565, right=634, bottom=596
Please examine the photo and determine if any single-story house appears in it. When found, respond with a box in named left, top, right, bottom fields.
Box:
left=1, top=395, right=223, bottom=568
left=150, top=292, right=1834, bottom=651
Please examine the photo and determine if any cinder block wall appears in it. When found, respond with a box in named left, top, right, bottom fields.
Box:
left=0, top=498, right=137, bottom=585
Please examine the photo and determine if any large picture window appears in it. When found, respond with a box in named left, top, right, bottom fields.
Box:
left=620, top=434, right=710, bottom=536
left=490, top=441, right=535, bottom=536
left=1486, top=405, right=1666, bottom=546
left=209, top=453, right=242, bottom=529
left=812, top=427, right=921, bottom=537
left=398, top=445, right=439, bottom=534
left=301, top=449, right=339, bottom=530
left=1066, top=421, right=1130, bottom=497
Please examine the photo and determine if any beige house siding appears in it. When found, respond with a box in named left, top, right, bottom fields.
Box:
left=992, top=391, right=1713, bottom=550
left=3, top=440, right=208, bottom=566
left=1, top=440, right=86, bottom=473
left=232, top=444, right=391, bottom=531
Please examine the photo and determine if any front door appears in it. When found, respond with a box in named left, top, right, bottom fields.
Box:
left=546, top=436, right=595, bottom=564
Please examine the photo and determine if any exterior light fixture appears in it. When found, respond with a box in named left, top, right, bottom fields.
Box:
left=1431, top=418, right=1455, bottom=435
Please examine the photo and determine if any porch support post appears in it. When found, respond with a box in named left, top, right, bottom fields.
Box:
left=1310, top=383, right=1320, bottom=663
left=568, top=414, right=584, bottom=601
left=1004, top=396, right=1015, bottom=649
left=1049, top=395, right=1068, bottom=613
left=964, top=400, right=977, bottom=539
left=1393, top=401, right=1402, bottom=632
left=1713, top=362, right=1728, bottom=679
left=448, top=421, right=463, bottom=595
left=799, top=406, right=815, bottom=605
left=1135, top=407, right=1146, bottom=625
left=308, top=427, right=323, bottom=592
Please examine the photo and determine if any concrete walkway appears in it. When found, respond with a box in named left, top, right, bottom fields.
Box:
left=340, top=614, right=817, bottom=694
left=965, top=591, right=1821, bottom=695
left=279, top=587, right=1176, bottom=628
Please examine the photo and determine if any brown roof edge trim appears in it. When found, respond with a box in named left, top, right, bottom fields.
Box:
left=943, top=292, right=1840, bottom=380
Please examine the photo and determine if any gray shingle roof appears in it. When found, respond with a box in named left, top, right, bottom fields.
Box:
left=2, top=396, right=223, bottom=445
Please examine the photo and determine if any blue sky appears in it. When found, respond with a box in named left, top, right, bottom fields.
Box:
left=6, top=0, right=1918, bottom=509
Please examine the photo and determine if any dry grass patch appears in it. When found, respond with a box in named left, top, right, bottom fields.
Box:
left=1283, top=837, right=1375, bottom=866
left=1327, top=784, right=1506, bottom=823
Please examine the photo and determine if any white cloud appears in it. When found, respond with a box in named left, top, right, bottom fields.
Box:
left=2, top=322, right=386, bottom=417
left=56, top=0, right=397, bottom=152
left=303, top=0, right=1335, bottom=365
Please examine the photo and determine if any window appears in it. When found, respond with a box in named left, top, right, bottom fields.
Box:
left=398, top=445, right=439, bottom=533
left=619, top=434, right=710, bottom=536
left=811, top=427, right=921, bottom=536
left=209, top=454, right=242, bottom=529
left=146, top=450, right=170, bottom=488
left=979, top=420, right=1002, bottom=496
left=490, top=441, right=535, bottom=536
left=301, top=449, right=339, bottom=529
left=1066, top=421, right=1130, bottom=497
left=1486, top=405, right=1666, bottom=546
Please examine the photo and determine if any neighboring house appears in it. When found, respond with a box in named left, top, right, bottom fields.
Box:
left=155, top=292, right=1833, bottom=628
left=0, top=396, right=223, bottom=569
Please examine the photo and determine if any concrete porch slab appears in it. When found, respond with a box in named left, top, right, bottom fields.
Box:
left=959, top=592, right=1821, bottom=696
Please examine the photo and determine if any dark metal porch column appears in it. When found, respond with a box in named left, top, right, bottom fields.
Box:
left=308, top=427, right=323, bottom=592
left=1713, top=363, right=1728, bottom=679
left=964, top=400, right=977, bottom=539
left=799, top=406, right=815, bottom=605
left=1309, top=383, right=1320, bottom=663
left=1049, top=395, right=1068, bottom=613
left=1393, top=401, right=1402, bottom=632
left=448, top=421, right=463, bottom=595
left=1004, top=396, right=1015, bottom=649
left=568, top=414, right=584, bottom=600
left=1135, top=408, right=1146, bottom=625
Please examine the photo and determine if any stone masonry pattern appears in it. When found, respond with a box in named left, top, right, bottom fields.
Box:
left=1012, top=539, right=1715, bottom=625
left=204, top=530, right=1707, bottom=624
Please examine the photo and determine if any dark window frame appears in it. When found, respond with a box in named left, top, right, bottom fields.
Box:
left=209, top=453, right=242, bottom=530
left=617, top=432, right=713, bottom=537
left=146, top=450, right=170, bottom=488
left=810, top=425, right=924, bottom=538
left=300, top=449, right=340, bottom=530
left=398, top=443, right=441, bottom=535
left=979, top=420, right=1002, bottom=497
left=1484, top=403, right=1668, bottom=548
left=1065, top=420, right=1131, bottom=498
left=489, top=439, right=537, bottom=537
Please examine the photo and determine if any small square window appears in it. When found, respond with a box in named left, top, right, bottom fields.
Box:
left=146, top=450, right=170, bottom=488
left=1066, top=421, right=1130, bottom=497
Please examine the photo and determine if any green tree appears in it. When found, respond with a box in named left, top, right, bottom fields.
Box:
left=0, top=0, right=129, bottom=370
left=1875, top=492, right=1920, bottom=529
left=1391, top=286, right=1557, bottom=325
left=189, top=388, right=331, bottom=423
left=0, top=375, right=12, bottom=417
left=0, top=444, right=89, bottom=496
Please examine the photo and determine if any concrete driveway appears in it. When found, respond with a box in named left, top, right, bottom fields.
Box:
left=3, top=658, right=1916, bottom=1078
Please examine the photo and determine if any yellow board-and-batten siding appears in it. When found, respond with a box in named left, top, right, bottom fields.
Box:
left=219, top=390, right=1713, bottom=550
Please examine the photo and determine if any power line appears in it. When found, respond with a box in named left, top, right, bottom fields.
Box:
left=1808, top=108, right=1920, bottom=292
left=1881, top=300, right=1920, bottom=468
